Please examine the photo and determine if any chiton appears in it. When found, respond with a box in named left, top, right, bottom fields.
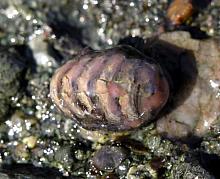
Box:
left=50, top=45, right=169, bottom=131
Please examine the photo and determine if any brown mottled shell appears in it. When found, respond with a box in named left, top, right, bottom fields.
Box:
left=50, top=46, right=169, bottom=131
left=167, top=0, right=194, bottom=25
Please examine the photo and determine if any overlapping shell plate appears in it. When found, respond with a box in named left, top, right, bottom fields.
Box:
left=50, top=46, right=169, bottom=131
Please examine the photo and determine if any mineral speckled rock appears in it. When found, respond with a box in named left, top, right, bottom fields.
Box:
left=17, top=0, right=169, bottom=49
left=0, top=47, right=26, bottom=121
left=166, top=155, right=213, bottom=179
left=126, top=164, right=155, bottom=179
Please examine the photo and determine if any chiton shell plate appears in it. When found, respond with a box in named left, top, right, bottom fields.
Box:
left=50, top=46, right=169, bottom=131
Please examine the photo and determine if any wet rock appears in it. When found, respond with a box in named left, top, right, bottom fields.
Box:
left=130, top=124, right=174, bottom=157
left=126, top=164, right=156, bottom=179
left=0, top=102, right=9, bottom=123
left=199, top=152, right=220, bottom=178
left=0, top=123, right=9, bottom=140
left=13, top=143, right=30, bottom=161
left=166, top=155, right=213, bottom=179
left=202, top=138, right=220, bottom=156
left=194, top=1, right=220, bottom=36
left=91, top=145, right=128, bottom=172
left=201, top=123, right=220, bottom=156
left=6, top=111, right=39, bottom=140
left=0, top=163, right=70, bottom=179
left=74, top=149, right=89, bottom=161
left=22, top=136, right=38, bottom=149
left=0, top=48, right=26, bottom=121
left=18, top=0, right=169, bottom=49
left=28, top=27, right=58, bottom=68
left=0, top=1, right=43, bottom=46
left=54, top=145, right=74, bottom=165
left=101, top=173, right=119, bottom=179
left=152, top=31, right=220, bottom=140
left=50, top=34, right=84, bottom=62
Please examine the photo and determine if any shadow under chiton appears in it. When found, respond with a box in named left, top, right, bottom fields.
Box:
left=50, top=45, right=169, bottom=132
